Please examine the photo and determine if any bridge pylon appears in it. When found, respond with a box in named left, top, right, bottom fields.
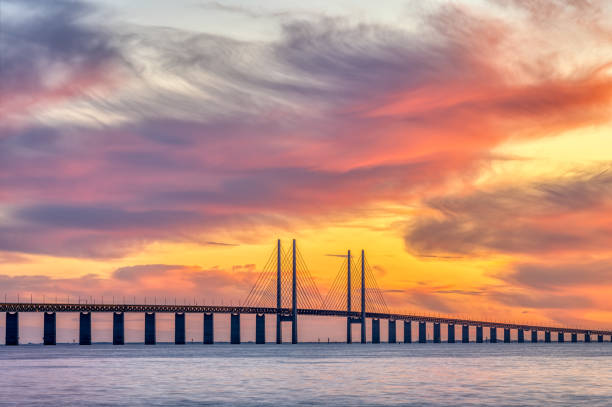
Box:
left=245, top=238, right=322, bottom=343
left=346, top=250, right=367, bottom=343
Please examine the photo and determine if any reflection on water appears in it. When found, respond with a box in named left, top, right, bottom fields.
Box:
left=0, top=343, right=611, bottom=406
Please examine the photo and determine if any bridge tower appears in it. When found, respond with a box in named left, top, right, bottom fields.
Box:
left=361, top=250, right=366, bottom=343
left=291, top=239, right=297, bottom=344
left=276, top=239, right=282, bottom=344
left=346, top=249, right=367, bottom=343
left=275, top=239, right=298, bottom=344
left=347, top=250, right=352, bottom=344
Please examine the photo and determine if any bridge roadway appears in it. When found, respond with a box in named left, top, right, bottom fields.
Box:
left=2, top=303, right=611, bottom=336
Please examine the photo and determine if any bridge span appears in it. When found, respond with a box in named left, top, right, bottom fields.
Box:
left=3, top=240, right=611, bottom=345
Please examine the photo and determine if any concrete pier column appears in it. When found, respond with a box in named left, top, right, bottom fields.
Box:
left=175, top=313, right=185, bottom=344
left=418, top=322, right=426, bottom=343
left=231, top=313, right=240, bottom=344
left=531, top=330, right=538, bottom=343
left=503, top=328, right=510, bottom=343
left=5, top=312, right=18, bottom=346
left=598, top=335, right=604, bottom=343
left=203, top=313, right=214, bottom=344
left=256, top=314, right=265, bottom=344
left=571, top=333, right=578, bottom=343
left=558, top=332, right=564, bottom=343
left=79, top=312, right=92, bottom=345
left=518, top=329, right=524, bottom=343
left=584, top=332, right=591, bottom=343
left=490, top=327, right=497, bottom=343
left=113, top=312, right=124, bottom=345
left=372, top=319, right=380, bottom=344
left=388, top=320, right=396, bottom=344
left=43, top=312, right=56, bottom=345
left=145, top=312, right=156, bottom=345
left=476, top=326, right=483, bottom=343
left=545, top=331, right=551, bottom=343
left=448, top=324, right=455, bottom=343
left=462, top=325, right=469, bottom=343
left=433, top=323, right=441, bottom=343
left=403, top=321, right=412, bottom=343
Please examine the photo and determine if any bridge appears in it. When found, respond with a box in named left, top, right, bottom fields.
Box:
left=2, top=239, right=611, bottom=345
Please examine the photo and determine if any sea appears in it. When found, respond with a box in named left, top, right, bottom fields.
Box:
left=0, top=343, right=610, bottom=406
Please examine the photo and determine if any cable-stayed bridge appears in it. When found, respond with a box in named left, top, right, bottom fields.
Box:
left=2, top=239, right=611, bottom=345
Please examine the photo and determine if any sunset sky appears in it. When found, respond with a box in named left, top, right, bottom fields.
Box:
left=1, top=0, right=612, bottom=342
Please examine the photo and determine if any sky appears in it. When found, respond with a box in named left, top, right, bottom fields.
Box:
left=1, top=0, right=612, bottom=342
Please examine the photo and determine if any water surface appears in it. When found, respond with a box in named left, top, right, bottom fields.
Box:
left=1, top=343, right=610, bottom=406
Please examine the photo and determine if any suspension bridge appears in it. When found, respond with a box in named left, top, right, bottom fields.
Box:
left=2, top=239, right=611, bottom=345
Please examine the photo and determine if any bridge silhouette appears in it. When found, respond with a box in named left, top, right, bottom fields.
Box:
left=2, top=239, right=611, bottom=345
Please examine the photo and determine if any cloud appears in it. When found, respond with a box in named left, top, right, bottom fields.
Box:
left=405, top=168, right=612, bottom=257
left=2, top=0, right=612, bottom=261
left=0, top=0, right=122, bottom=123
left=0, top=263, right=258, bottom=301
left=488, top=290, right=593, bottom=309
left=503, top=260, right=612, bottom=290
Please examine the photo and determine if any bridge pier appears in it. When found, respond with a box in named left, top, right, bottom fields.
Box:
left=490, top=327, right=497, bottom=343
left=448, top=324, right=455, bottom=343
left=545, top=331, right=551, bottom=343
left=518, top=329, right=524, bottom=343
left=231, top=313, right=240, bottom=344
left=113, top=312, right=124, bottom=345
left=462, top=325, right=469, bottom=343
left=419, top=322, right=426, bottom=343
left=388, top=320, right=396, bottom=343
left=598, top=335, right=604, bottom=343
left=558, top=332, right=564, bottom=343
left=504, top=328, right=510, bottom=343
left=372, top=319, right=380, bottom=343
left=203, top=313, right=214, bottom=344
left=476, top=326, right=483, bottom=343
left=433, top=323, right=441, bottom=343
left=531, top=330, right=538, bottom=343
left=571, top=333, right=578, bottom=343
left=43, top=312, right=56, bottom=345
left=256, top=314, right=265, bottom=344
left=79, top=312, right=91, bottom=345
left=403, top=321, right=411, bottom=343
left=175, top=313, right=185, bottom=344
left=145, top=312, right=156, bottom=345
left=585, top=332, right=591, bottom=343
left=5, top=312, right=18, bottom=345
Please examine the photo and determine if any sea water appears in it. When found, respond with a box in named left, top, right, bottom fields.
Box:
left=0, top=343, right=611, bottom=406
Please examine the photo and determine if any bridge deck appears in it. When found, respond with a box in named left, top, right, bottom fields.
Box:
left=2, top=303, right=610, bottom=336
